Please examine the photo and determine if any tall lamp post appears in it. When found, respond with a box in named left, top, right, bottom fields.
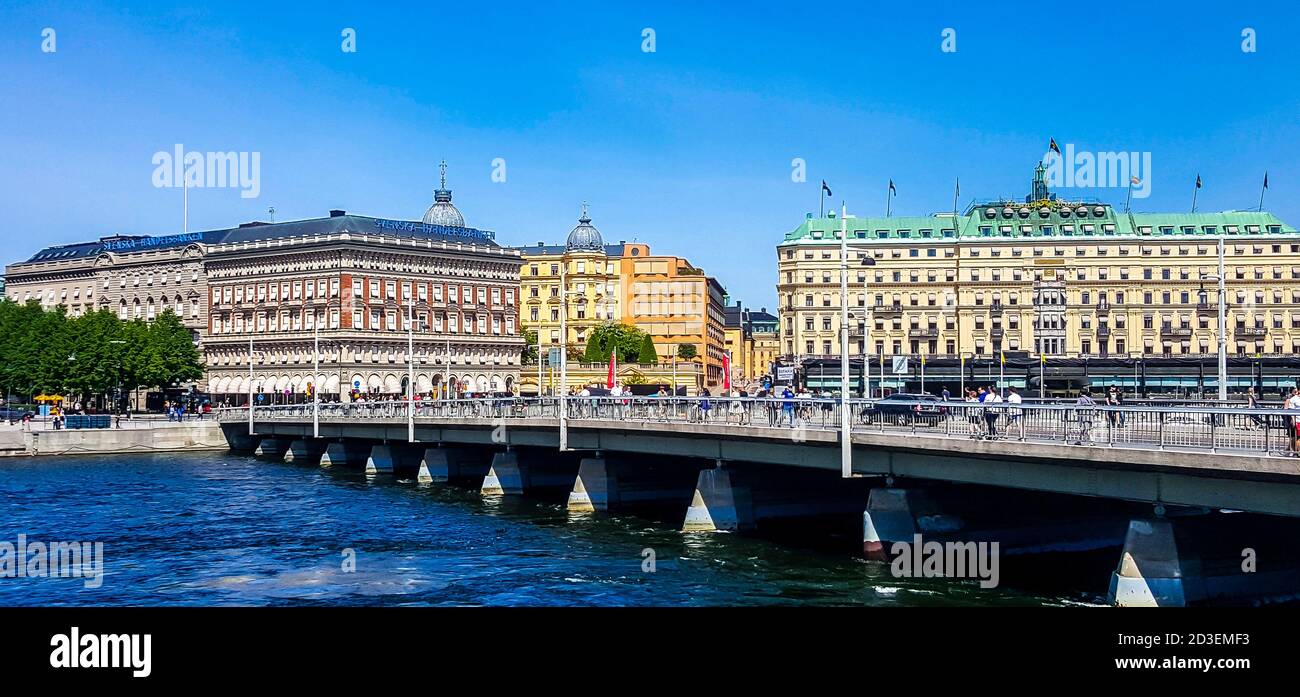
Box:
left=837, top=202, right=852, bottom=478
left=558, top=263, right=583, bottom=452
left=1199, top=235, right=1228, bottom=400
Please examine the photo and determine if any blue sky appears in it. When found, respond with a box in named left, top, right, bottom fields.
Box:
left=2, top=1, right=1298, bottom=308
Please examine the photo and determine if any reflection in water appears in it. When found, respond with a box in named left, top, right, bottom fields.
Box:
left=0, top=452, right=1100, bottom=607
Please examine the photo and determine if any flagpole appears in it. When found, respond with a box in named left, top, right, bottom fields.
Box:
left=999, top=351, right=1005, bottom=398
left=1125, top=181, right=1133, bottom=214
left=1192, top=176, right=1200, bottom=214
left=886, top=183, right=892, bottom=218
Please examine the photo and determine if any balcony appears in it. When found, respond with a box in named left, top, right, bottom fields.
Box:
left=1095, top=302, right=1111, bottom=315
left=1235, top=326, right=1267, bottom=338
left=873, top=303, right=903, bottom=316
left=990, top=327, right=1005, bottom=339
left=1196, top=303, right=1217, bottom=316
left=988, top=302, right=1004, bottom=316
left=907, top=327, right=939, bottom=339
left=1097, top=327, right=1112, bottom=338
left=1160, top=325, right=1193, bottom=338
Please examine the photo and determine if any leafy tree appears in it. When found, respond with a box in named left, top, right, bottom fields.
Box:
left=521, top=330, right=539, bottom=365
left=637, top=335, right=659, bottom=364
left=677, top=343, right=698, bottom=360
left=585, top=322, right=647, bottom=363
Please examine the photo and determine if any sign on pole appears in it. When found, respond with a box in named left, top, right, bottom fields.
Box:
left=892, top=356, right=910, bottom=375
left=547, top=347, right=562, bottom=366
left=776, top=366, right=795, bottom=382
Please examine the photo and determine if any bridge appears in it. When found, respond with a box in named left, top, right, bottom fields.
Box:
left=219, top=397, right=1300, bottom=607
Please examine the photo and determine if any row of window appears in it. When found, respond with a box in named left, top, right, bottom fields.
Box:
left=210, top=309, right=517, bottom=336
left=802, top=224, right=1285, bottom=241
left=787, top=241, right=1300, bottom=260
left=211, top=278, right=517, bottom=307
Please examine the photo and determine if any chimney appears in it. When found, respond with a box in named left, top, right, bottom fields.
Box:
left=330, top=209, right=346, bottom=217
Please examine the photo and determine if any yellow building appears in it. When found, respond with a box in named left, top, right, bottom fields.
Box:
left=516, top=207, right=729, bottom=388
left=777, top=163, right=1300, bottom=365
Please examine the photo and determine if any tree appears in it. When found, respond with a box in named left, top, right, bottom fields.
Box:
left=521, top=330, right=539, bottom=365
left=585, top=322, right=647, bottom=363
left=637, top=335, right=659, bottom=364
left=677, top=343, right=698, bottom=360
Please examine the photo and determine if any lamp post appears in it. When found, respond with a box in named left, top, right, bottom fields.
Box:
left=838, top=202, right=852, bottom=478
left=1199, top=236, right=1228, bottom=400
left=407, top=296, right=415, bottom=443
left=558, top=263, right=583, bottom=452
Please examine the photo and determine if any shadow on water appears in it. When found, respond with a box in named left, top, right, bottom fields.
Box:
left=0, top=451, right=1104, bottom=606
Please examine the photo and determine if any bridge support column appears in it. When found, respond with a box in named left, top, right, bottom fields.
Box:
left=365, top=444, right=397, bottom=475
left=682, top=463, right=754, bottom=532
left=862, top=488, right=963, bottom=560
left=224, top=430, right=260, bottom=452
left=319, top=440, right=365, bottom=468
left=568, top=457, right=617, bottom=512
left=1109, top=519, right=1187, bottom=607
left=481, top=450, right=524, bottom=496
left=283, top=439, right=323, bottom=464
left=254, top=437, right=287, bottom=458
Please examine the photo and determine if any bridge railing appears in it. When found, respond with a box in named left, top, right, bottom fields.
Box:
left=218, top=397, right=1300, bottom=458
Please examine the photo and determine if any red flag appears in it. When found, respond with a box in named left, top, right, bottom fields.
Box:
left=607, top=350, right=616, bottom=389
left=723, top=352, right=732, bottom=392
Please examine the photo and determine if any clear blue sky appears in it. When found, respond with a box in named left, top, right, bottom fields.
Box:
left=3, top=1, right=1298, bottom=309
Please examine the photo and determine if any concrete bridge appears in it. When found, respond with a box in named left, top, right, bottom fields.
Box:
left=219, top=397, right=1300, bottom=607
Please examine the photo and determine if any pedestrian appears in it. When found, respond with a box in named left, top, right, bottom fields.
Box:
left=1006, top=387, right=1022, bottom=425
left=781, top=386, right=795, bottom=427
left=964, top=388, right=981, bottom=438
left=983, top=385, right=1002, bottom=439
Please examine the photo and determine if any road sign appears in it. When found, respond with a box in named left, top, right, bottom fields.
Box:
left=776, top=366, right=795, bottom=382
left=892, top=356, right=910, bottom=374
left=547, top=348, right=562, bottom=366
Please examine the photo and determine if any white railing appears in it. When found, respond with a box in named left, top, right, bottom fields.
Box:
left=218, top=397, right=1300, bottom=458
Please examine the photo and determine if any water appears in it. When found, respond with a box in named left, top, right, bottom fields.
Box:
left=0, top=452, right=1101, bottom=606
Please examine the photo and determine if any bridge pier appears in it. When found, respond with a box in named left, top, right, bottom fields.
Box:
left=283, top=439, right=324, bottom=464
left=481, top=449, right=524, bottom=496
left=365, top=443, right=404, bottom=475
left=682, top=463, right=755, bottom=532
left=225, top=431, right=261, bottom=452
left=568, top=455, right=700, bottom=513
left=862, top=488, right=963, bottom=561
left=254, top=437, right=288, bottom=458
left=1109, top=519, right=1187, bottom=607
left=320, top=440, right=367, bottom=468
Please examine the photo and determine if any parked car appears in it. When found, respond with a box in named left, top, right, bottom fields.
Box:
left=1, top=408, right=36, bottom=424
left=859, top=393, right=946, bottom=425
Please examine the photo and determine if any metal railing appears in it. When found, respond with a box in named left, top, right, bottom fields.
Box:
left=220, top=397, right=1300, bottom=459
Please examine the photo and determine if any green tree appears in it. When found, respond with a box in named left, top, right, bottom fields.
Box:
left=677, top=343, right=698, bottom=360
left=521, top=329, right=539, bottom=365
left=141, top=310, right=203, bottom=389
left=585, top=322, right=646, bottom=363
left=636, top=334, right=659, bottom=364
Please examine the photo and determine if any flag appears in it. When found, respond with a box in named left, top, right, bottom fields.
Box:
left=1000, top=350, right=1006, bottom=365
left=921, top=353, right=926, bottom=366
left=1195, top=174, right=1202, bottom=189
left=1264, top=172, right=1269, bottom=189
left=955, top=177, right=960, bottom=198
left=1049, top=138, right=1061, bottom=155
left=1040, top=352, right=1046, bottom=364
left=722, top=352, right=732, bottom=393
left=821, top=180, right=832, bottom=197
left=1130, top=175, right=1141, bottom=185
left=607, top=350, right=616, bottom=389
left=888, top=179, right=896, bottom=195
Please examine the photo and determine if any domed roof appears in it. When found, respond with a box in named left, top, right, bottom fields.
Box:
left=565, top=203, right=604, bottom=252
left=422, top=161, right=465, bottom=227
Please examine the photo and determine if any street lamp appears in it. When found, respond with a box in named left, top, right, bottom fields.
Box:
left=109, top=340, right=126, bottom=419
left=558, top=263, right=584, bottom=452
left=858, top=256, right=877, bottom=398
left=1198, top=235, right=1228, bottom=401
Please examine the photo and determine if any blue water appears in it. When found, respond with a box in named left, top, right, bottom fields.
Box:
left=0, top=452, right=1094, bottom=606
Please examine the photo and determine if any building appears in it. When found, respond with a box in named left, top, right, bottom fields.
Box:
left=516, top=208, right=729, bottom=388
left=746, top=306, right=780, bottom=382
left=723, top=300, right=749, bottom=386
left=777, top=161, right=1300, bottom=396
left=4, top=230, right=215, bottom=340
left=517, top=207, right=624, bottom=350
left=6, top=163, right=525, bottom=402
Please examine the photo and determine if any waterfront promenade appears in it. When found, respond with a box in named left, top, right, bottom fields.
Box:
left=0, top=418, right=226, bottom=457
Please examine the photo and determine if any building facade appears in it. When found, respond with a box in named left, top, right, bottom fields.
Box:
left=202, top=212, right=523, bottom=403
left=777, top=164, right=1300, bottom=372
left=516, top=208, right=729, bottom=388
left=6, top=165, right=525, bottom=401
left=4, top=231, right=215, bottom=340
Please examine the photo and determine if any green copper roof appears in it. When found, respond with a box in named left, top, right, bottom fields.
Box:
left=782, top=206, right=1295, bottom=245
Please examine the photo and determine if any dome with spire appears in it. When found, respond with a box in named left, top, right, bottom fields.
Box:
left=565, top=203, right=604, bottom=252
left=422, top=161, right=465, bottom=227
